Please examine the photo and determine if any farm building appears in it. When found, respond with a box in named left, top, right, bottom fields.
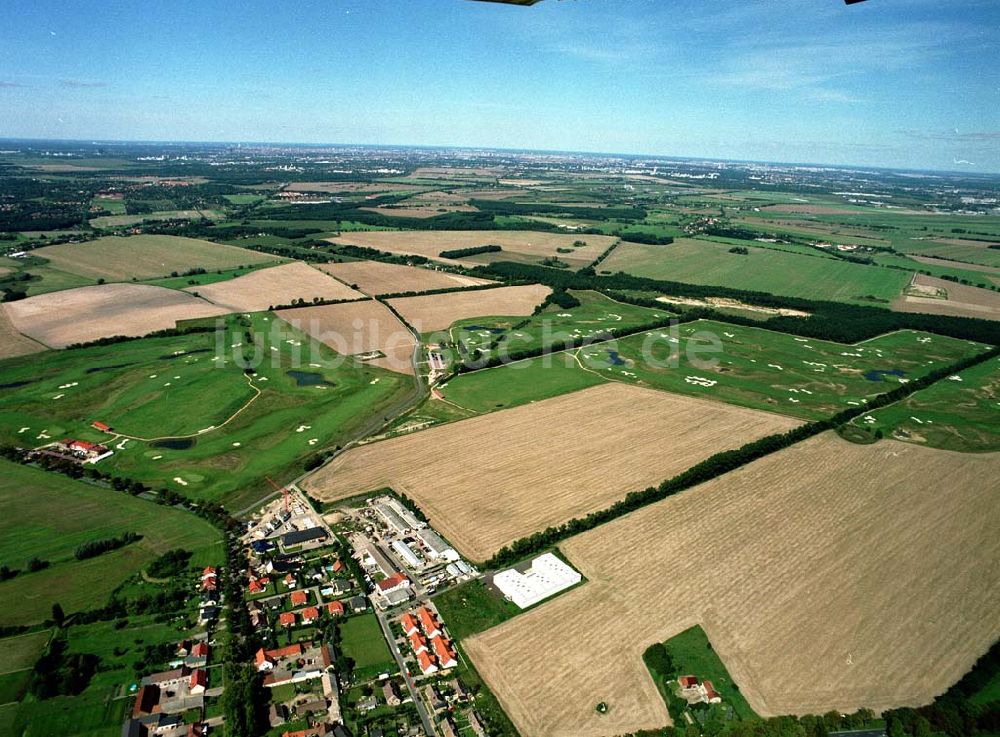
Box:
left=282, top=526, right=328, bottom=547
left=416, top=529, right=460, bottom=562
left=391, top=539, right=422, bottom=569
left=55, top=438, right=112, bottom=463
left=493, top=553, right=582, bottom=609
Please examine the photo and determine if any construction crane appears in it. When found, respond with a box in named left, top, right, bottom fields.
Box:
left=266, top=476, right=291, bottom=516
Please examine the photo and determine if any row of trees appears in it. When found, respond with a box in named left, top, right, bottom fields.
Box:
left=484, top=345, right=1000, bottom=569
left=439, top=244, right=502, bottom=259
left=74, top=532, right=140, bottom=560
left=474, top=260, right=1000, bottom=346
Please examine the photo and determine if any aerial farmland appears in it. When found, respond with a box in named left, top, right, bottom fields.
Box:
left=0, top=139, right=997, bottom=737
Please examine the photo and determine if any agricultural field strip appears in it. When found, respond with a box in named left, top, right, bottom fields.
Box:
left=2, top=283, right=231, bottom=348
left=184, top=261, right=365, bottom=312
left=465, top=434, right=1000, bottom=737
left=31, top=234, right=279, bottom=281
left=303, top=383, right=800, bottom=561
left=315, top=260, right=494, bottom=296
left=387, top=284, right=552, bottom=333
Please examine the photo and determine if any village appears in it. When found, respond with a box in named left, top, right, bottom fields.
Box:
left=117, top=482, right=560, bottom=737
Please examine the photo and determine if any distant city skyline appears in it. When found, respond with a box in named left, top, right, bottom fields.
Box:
left=1, top=0, right=997, bottom=173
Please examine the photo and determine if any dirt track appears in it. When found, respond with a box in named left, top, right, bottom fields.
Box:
left=465, top=434, right=1000, bottom=737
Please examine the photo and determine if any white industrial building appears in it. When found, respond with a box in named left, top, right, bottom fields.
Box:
left=493, top=553, right=582, bottom=609
left=416, top=529, right=460, bottom=563
left=391, top=539, right=422, bottom=569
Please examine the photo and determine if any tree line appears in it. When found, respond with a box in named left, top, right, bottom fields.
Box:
left=483, top=345, right=1000, bottom=569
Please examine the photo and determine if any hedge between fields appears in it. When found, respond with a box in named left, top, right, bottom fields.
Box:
left=483, top=345, right=1000, bottom=569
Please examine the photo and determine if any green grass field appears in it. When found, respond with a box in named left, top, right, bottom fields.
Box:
left=432, top=290, right=671, bottom=368
left=600, top=238, right=912, bottom=305
left=0, top=312, right=411, bottom=506
left=433, top=579, right=521, bottom=641
left=647, top=625, right=757, bottom=722
left=338, top=613, right=395, bottom=681
left=141, top=262, right=278, bottom=290
left=8, top=615, right=195, bottom=737
left=31, top=234, right=278, bottom=282
left=0, top=461, right=222, bottom=625
left=843, top=355, right=1000, bottom=452
left=0, top=631, right=51, bottom=706
left=439, top=321, right=987, bottom=420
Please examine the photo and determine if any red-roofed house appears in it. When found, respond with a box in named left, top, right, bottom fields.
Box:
left=256, top=643, right=304, bottom=671
left=678, top=675, right=699, bottom=689
left=91, top=421, right=112, bottom=433
left=409, top=632, right=428, bottom=655
left=332, top=560, right=345, bottom=574
left=290, top=590, right=308, bottom=607
left=417, top=606, right=441, bottom=638
left=248, top=578, right=265, bottom=594
left=325, top=601, right=345, bottom=617
left=300, top=606, right=320, bottom=625
left=431, top=636, right=458, bottom=669
left=279, top=611, right=296, bottom=627
left=702, top=679, right=722, bottom=704
left=376, top=572, right=410, bottom=596
left=417, top=650, right=438, bottom=676
left=283, top=573, right=296, bottom=588
left=401, top=612, right=420, bottom=636
left=189, top=669, right=207, bottom=695
left=191, top=642, right=210, bottom=659
left=132, top=684, right=161, bottom=716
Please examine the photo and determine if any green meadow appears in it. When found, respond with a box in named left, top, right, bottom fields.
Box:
left=0, top=313, right=410, bottom=506
left=0, top=460, right=222, bottom=625
left=439, top=321, right=988, bottom=421
left=845, top=354, right=1000, bottom=452
left=600, top=238, right=912, bottom=305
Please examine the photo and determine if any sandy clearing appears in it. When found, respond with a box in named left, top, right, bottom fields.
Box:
left=303, top=383, right=800, bottom=561
left=274, top=300, right=415, bottom=375
left=33, top=234, right=277, bottom=281
left=894, top=273, right=1000, bottom=320
left=186, top=262, right=364, bottom=312
left=326, top=230, right=618, bottom=268
left=316, top=261, right=494, bottom=296
left=3, top=284, right=229, bottom=348
left=466, top=434, right=1000, bottom=737
left=387, top=284, right=551, bottom=332
left=0, top=307, right=47, bottom=359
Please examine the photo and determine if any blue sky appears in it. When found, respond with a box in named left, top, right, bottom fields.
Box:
left=1, top=0, right=998, bottom=172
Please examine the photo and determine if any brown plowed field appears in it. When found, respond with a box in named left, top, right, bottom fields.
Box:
left=187, top=262, right=364, bottom=312
left=465, top=434, right=1000, bottom=737
left=326, top=230, right=618, bottom=268
left=316, top=261, right=493, bottom=296
left=894, top=273, right=1000, bottom=320
left=0, top=307, right=46, bottom=359
left=3, top=284, right=229, bottom=348
left=303, top=383, right=800, bottom=560
left=275, top=299, right=415, bottom=375
left=387, top=284, right=551, bottom=332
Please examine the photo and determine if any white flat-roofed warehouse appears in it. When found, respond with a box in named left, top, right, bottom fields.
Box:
left=493, top=553, right=582, bottom=609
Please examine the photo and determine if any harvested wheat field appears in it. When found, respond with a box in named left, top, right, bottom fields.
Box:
left=275, top=299, right=415, bottom=374
left=894, top=273, right=1000, bottom=320
left=465, top=433, right=1000, bottom=737
left=387, top=284, right=550, bottom=333
left=0, top=307, right=46, bottom=359
left=32, top=234, right=278, bottom=281
left=303, top=384, right=800, bottom=560
left=316, top=260, right=493, bottom=296
left=3, top=284, right=229, bottom=348
left=187, top=261, right=364, bottom=312
left=327, top=230, right=618, bottom=267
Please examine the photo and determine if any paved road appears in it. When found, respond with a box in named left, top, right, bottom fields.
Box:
left=373, top=604, right=436, bottom=737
